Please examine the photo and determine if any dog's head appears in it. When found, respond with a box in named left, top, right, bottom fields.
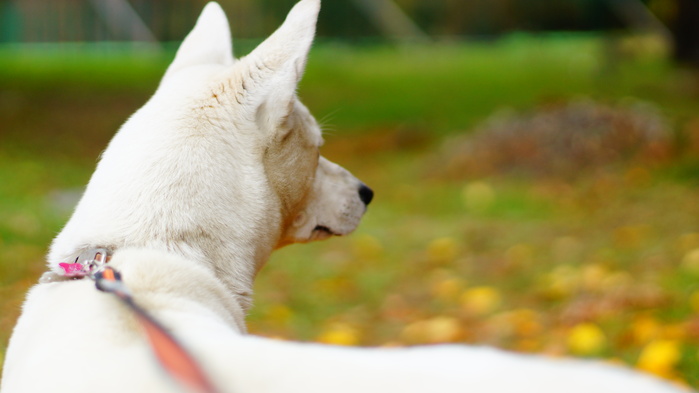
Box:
left=161, top=0, right=373, bottom=247
left=50, top=0, right=371, bottom=272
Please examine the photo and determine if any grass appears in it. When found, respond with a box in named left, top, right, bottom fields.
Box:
left=2, top=34, right=699, bottom=386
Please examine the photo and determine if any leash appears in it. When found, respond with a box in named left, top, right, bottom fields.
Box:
left=42, top=249, right=221, bottom=393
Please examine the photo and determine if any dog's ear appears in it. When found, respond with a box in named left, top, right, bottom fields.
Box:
left=163, top=2, right=234, bottom=79
left=236, top=0, right=320, bottom=132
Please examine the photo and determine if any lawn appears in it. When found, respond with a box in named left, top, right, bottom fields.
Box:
left=2, top=34, right=699, bottom=387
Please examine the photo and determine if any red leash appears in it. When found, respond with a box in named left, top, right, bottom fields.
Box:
left=48, top=249, right=221, bottom=393
left=94, top=266, right=221, bottom=393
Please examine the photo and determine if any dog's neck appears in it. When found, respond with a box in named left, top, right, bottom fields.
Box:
left=196, top=236, right=277, bottom=312
left=48, top=242, right=270, bottom=315
left=106, top=247, right=249, bottom=332
left=47, top=184, right=282, bottom=314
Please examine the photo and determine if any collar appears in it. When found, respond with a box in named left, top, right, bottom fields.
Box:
left=40, top=248, right=112, bottom=284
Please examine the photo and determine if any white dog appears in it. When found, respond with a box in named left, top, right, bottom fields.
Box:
left=0, top=1, right=689, bottom=392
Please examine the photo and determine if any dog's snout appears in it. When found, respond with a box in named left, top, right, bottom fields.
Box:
left=358, top=184, right=374, bottom=206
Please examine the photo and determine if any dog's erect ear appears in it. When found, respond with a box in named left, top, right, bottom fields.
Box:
left=163, top=2, right=234, bottom=79
left=237, top=0, right=320, bottom=131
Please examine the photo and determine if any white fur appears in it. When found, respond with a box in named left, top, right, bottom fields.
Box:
left=0, top=1, right=688, bottom=392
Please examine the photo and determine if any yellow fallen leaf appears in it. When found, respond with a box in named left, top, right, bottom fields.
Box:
left=401, top=316, right=462, bottom=344
left=550, top=236, right=582, bottom=262
left=637, top=340, right=681, bottom=379
left=661, top=323, right=687, bottom=341
left=505, top=243, right=533, bottom=266
left=683, top=248, right=699, bottom=275
left=581, top=264, right=611, bottom=292
left=426, top=237, right=459, bottom=264
left=599, top=271, right=632, bottom=292
left=431, top=276, right=466, bottom=302
left=265, top=304, right=293, bottom=326
left=630, top=314, right=661, bottom=345
left=313, top=277, right=354, bottom=298
left=423, top=316, right=462, bottom=343
left=613, top=225, right=650, bottom=248
left=676, top=233, right=699, bottom=254
left=514, top=338, right=542, bottom=353
left=540, top=265, right=579, bottom=299
left=316, top=323, right=361, bottom=346
left=510, top=308, right=543, bottom=337
left=567, top=323, right=606, bottom=355
left=462, top=181, right=495, bottom=212
left=460, top=286, right=501, bottom=315
left=352, top=234, right=383, bottom=260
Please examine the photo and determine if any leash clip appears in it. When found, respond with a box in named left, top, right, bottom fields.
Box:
left=80, top=247, right=110, bottom=279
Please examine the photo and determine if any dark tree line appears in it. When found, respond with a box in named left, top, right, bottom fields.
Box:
left=672, top=0, right=699, bottom=68
left=1, top=0, right=697, bottom=69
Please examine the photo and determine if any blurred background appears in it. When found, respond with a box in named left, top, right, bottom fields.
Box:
left=2, top=0, right=699, bottom=387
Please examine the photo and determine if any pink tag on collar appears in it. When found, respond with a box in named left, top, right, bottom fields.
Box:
left=58, top=263, right=87, bottom=277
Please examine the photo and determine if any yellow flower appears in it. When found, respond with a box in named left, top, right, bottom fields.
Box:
left=637, top=340, right=681, bottom=379
left=567, top=323, right=606, bottom=355
left=460, top=286, right=501, bottom=315
left=316, top=323, right=361, bottom=346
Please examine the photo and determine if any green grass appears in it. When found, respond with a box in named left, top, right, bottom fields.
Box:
left=0, top=34, right=687, bottom=135
left=305, top=36, right=599, bottom=132
left=2, top=34, right=699, bottom=386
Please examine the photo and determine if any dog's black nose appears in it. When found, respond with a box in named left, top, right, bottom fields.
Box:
left=358, top=184, right=374, bottom=206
